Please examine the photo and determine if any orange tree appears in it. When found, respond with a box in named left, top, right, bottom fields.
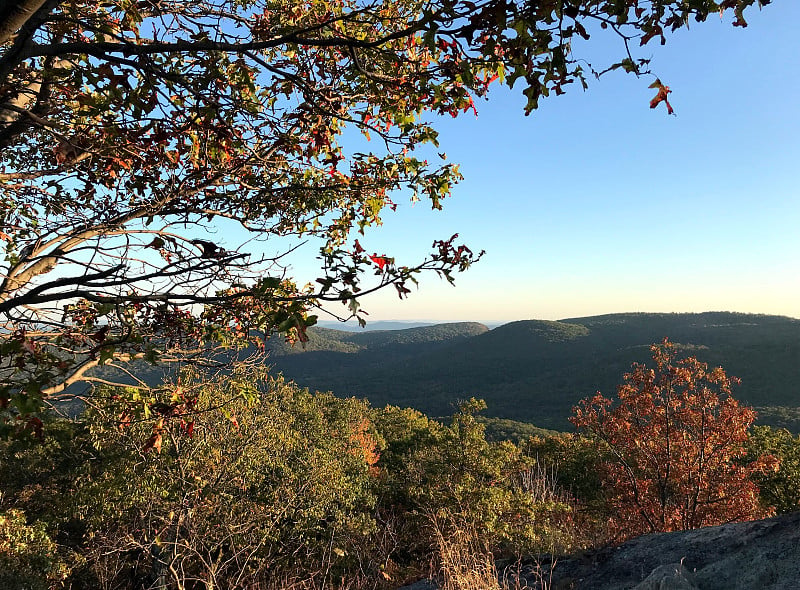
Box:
left=0, top=0, right=776, bottom=432
left=571, top=339, right=777, bottom=540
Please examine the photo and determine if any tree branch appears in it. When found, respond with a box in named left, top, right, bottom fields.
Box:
left=0, top=0, right=51, bottom=45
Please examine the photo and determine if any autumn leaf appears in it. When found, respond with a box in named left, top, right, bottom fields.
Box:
left=649, top=79, right=675, bottom=115
left=143, top=418, right=165, bottom=452
left=143, top=432, right=163, bottom=453
left=149, top=402, right=177, bottom=416
left=146, top=236, right=165, bottom=249
left=118, top=411, right=131, bottom=430
left=26, top=416, right=44, bottom=440
left=90, top=325, right=110, bottom=343
left=191, top=239, right=224, bottom=259
left=369, top=254, right=388, bottom=270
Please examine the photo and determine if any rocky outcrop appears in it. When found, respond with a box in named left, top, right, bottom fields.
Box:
left=546, top=511, right=800, bottom=589
left=398, top=512, right=800, bottom=590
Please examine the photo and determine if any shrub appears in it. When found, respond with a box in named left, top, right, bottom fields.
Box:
left=744, top=426, right=800, bottom=514
left=0, top=509, right=70, bottom=590
left=374, top=399, right=577, bottom=569
left=76, top=367, right=384, bottom=588
left=572, top=339, right=777, bottom=541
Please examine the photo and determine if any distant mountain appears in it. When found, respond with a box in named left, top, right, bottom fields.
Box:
left=315, top=320, right=507, bottom=331
left=272, top=321, right=489, bottom=353
left=315, top=320, right=439, bottom=331
left=266, top=312, right=800, bottom=430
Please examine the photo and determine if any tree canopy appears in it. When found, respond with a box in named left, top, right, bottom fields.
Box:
left=0, top=0, right=774, bottom=428
left=572, top=339, right=777, bottom=540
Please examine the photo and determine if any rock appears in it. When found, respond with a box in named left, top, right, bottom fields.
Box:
left=548, top=511, right=800, bottom=589
left=633, top=563, right=698, bottom=590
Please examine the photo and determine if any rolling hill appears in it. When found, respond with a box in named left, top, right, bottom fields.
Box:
left=265, top=312, right=800, bottom=430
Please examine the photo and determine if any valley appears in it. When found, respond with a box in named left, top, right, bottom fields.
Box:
left=265, top=312, right=800, bottom=430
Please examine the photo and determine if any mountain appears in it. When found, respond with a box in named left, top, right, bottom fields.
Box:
left=314, top=320, right=436, bottom=331
left=265, top=312, right=800, bottom=430
left=270, top=321, right=490, bottom=355
left=314, top=320, right=507, bottom=331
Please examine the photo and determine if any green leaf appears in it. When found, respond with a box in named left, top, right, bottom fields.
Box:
left=99, top=345, right=116, bottom=365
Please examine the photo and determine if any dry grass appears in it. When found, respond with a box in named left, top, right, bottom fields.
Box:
left=430, top=517, right=551, bottom=590
left=435, top=524, right=501, bottom=590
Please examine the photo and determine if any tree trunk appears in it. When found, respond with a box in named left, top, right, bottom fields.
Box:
left=0, top=0, right=51, bottom=45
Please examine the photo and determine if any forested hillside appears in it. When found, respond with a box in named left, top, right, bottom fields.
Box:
left=267, top=312, right=800, bottom=430
left=269, top=322, right=490, bottom=355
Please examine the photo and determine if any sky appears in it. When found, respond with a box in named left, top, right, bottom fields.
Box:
left=292, top=2, right=800, bottom=324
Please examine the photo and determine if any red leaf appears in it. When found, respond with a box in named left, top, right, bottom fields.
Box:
left=26, top=417, right=44, bottom=440
left=354, top=239, right=365, bottom=254
left=91, top=326, right=110, bottom=343
left=143, top=432, right=163, bottom=453
left=649, top=81, right=674, bottom=115
left=369, top=254, right=388, bottom=270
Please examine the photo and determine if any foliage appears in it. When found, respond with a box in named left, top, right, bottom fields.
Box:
left=0, top=509, right=70, bottom=590
left=0, top=0, right=774, bottom=428
left=478, top=416, right=559, bottom=443
left=0, top=387, right=590, bottom=587
left=522, top=433, right=606, bottom=512
left=0, top=417, right=92, bottom=528
left=744, top=426, right=800, bottom=514
left=0, top=370, right=386, bottom=588
left=519, top=432, right=623, bottom=548
left=571, top=339, right=777, bottom=541
left=2, top=376, right=792, bottom=587
left=374, top=399, right=577, bottom=561
left=72, top=370, right=383, bottom=588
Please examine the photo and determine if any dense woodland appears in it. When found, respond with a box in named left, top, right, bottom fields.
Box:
left=1, top=0, right=796, bottom=588
left=266, top=312, right=800, bottom=431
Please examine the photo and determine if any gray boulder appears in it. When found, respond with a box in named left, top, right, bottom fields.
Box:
left=548, top=511, right=800, bottom=589
left=632, top=563, right=698, bottom=590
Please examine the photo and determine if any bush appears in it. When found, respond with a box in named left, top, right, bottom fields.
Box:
left=373, top=399, right=577, bottom=568
left=745, top=426, right=800, bottom=514
left=0, top=509, right=70, bottom=590
left=74, top=367, right=384, bottom=588
left=1, top=378, right=588, bottom=588
left=572, top=340, right=777, bottom=540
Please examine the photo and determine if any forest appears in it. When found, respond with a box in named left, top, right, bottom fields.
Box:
left=1, top=0, right=796, bottom=588
left=265, top=312, right=800, bottom=430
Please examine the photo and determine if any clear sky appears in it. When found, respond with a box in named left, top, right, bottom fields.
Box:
left=294, top=3, right=800, bottom=324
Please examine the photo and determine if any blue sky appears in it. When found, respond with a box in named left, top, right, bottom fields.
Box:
left=297, top=3, right=800, bottom=324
